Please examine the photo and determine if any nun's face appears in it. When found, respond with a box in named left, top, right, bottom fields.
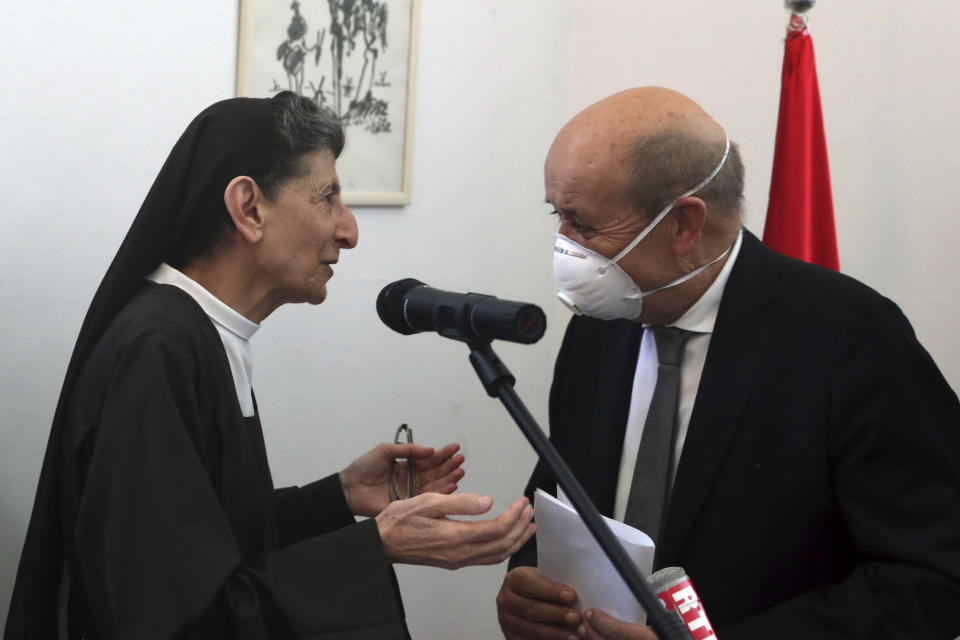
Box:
left=258, top=149, right=358, bottom=306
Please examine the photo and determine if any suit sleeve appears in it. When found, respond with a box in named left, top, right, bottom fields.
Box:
left=723, top=298, right=960, bottom=640
left=508, top=317, right=581, bottom=571
left=73, top=332, right=406, bottom=640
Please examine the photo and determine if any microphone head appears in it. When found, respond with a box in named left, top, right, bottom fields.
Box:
left=376, top=278, right=425, bottom=335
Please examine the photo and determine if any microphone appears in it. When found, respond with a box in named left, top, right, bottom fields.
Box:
left=376, top=278, right=547, bottom=344
left=647, top=567, right=717, bottom=639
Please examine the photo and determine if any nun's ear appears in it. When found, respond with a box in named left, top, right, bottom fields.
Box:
left=223, top=176, right=264, bottom=243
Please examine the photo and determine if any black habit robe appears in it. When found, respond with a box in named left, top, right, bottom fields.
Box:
left=58, top=282, right=408, bottom=638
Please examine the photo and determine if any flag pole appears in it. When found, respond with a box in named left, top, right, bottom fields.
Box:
left=764, top=0, right=840, bottom=271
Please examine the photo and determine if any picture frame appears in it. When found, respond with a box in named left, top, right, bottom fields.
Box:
left=237, top=0, right=420, bottom=206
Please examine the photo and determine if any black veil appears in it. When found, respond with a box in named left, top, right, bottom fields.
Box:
left=6, top=96, right=274, bottom=637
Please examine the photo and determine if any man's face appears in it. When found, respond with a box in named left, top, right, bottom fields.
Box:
left=544, top=132, right=674, bottom=294
left=257, top=149, right=358, bottom=306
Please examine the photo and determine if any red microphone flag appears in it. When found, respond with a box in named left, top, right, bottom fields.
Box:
left=763, top=15, right=840, bottom=271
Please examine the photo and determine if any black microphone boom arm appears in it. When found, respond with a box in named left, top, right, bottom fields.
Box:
left=376, top=278, right=690, bottom=637
left=467, top=340, right=692, bottom=640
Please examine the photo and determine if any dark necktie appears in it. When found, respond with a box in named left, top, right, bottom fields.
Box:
left=623, top=326, right=692, bottom=544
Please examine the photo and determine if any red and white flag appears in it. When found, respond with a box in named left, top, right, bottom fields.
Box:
left=763, top=14, right=839, bottom=271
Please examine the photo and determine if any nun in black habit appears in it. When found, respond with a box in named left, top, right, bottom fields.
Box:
left=6, top=92, right=536, bottom=639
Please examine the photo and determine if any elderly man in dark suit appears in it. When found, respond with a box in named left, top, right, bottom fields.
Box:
left=495, top=87, right=960, bottom=640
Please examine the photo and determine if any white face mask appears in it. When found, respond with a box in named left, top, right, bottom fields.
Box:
left=553, top=137, right=732, bottom=321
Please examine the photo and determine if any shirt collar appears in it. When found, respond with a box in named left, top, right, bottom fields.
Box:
left=664, top=228, right=743, bottom=335
left=146, top=263, right=259, bottom=341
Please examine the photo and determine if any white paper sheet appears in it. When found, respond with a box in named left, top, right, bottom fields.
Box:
left=534, top=488, right=656, bottom=624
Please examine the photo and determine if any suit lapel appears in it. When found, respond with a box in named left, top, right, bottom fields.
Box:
left=585, top=319, right=645, bottom=516
left=657, top=231, right=781, bottom=565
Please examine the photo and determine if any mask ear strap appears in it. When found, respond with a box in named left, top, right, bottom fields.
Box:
left=602, top=136, right=731, bottom=271
left=639, top=240, right=734, bottom=297
left=602, top=206, right=673, bottom=273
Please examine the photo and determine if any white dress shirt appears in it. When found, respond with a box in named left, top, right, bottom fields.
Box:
left=147, top=263, right=260, bottom=417
left=613, top=230, right=743, bottom=521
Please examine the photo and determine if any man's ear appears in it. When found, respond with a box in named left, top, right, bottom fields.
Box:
left=223, top=176, right=265, bottom=244
left=670, top=196, right=707, bottom=257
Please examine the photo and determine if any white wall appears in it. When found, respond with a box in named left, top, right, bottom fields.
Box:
left=2, top=1, right=958, bottom=638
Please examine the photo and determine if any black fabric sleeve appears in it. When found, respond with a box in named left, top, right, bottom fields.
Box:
left=722, top=298, right=960, bottom=640
left=274, top=474, right=356, bottom=547
left=73, top=332, right=405, bottom=639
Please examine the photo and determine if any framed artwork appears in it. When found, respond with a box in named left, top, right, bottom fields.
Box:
left=237, top=0, right=420, bottom=205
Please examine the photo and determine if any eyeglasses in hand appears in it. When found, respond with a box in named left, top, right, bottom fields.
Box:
left=389, top=423, right=416, bottom=502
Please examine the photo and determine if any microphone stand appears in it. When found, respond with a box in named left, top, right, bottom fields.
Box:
left=467, top=340, right=692, bottom=640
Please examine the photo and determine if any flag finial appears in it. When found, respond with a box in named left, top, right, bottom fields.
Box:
left=785, top=0, right=814, bottom=31
left=785, top=0, right=815, bottom=13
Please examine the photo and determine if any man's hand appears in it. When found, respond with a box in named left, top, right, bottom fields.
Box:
left=496, top=566, right=583, bottom=639
left=339, top=442, right=465, bottom=517
left=578, top=609, right=659, bottom=640
left=376, top=493, right=535, bottom=569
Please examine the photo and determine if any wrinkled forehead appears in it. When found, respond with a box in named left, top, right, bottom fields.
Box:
left=281, top=148, right=339, bottom=194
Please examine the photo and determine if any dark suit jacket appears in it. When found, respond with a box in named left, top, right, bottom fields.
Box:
left=511, top=231, right=960, bottom=639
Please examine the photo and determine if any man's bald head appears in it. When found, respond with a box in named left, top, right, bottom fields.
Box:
left=555, top=87, right=720, bottom=146
left=548, top=87, right=744, bottom=230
